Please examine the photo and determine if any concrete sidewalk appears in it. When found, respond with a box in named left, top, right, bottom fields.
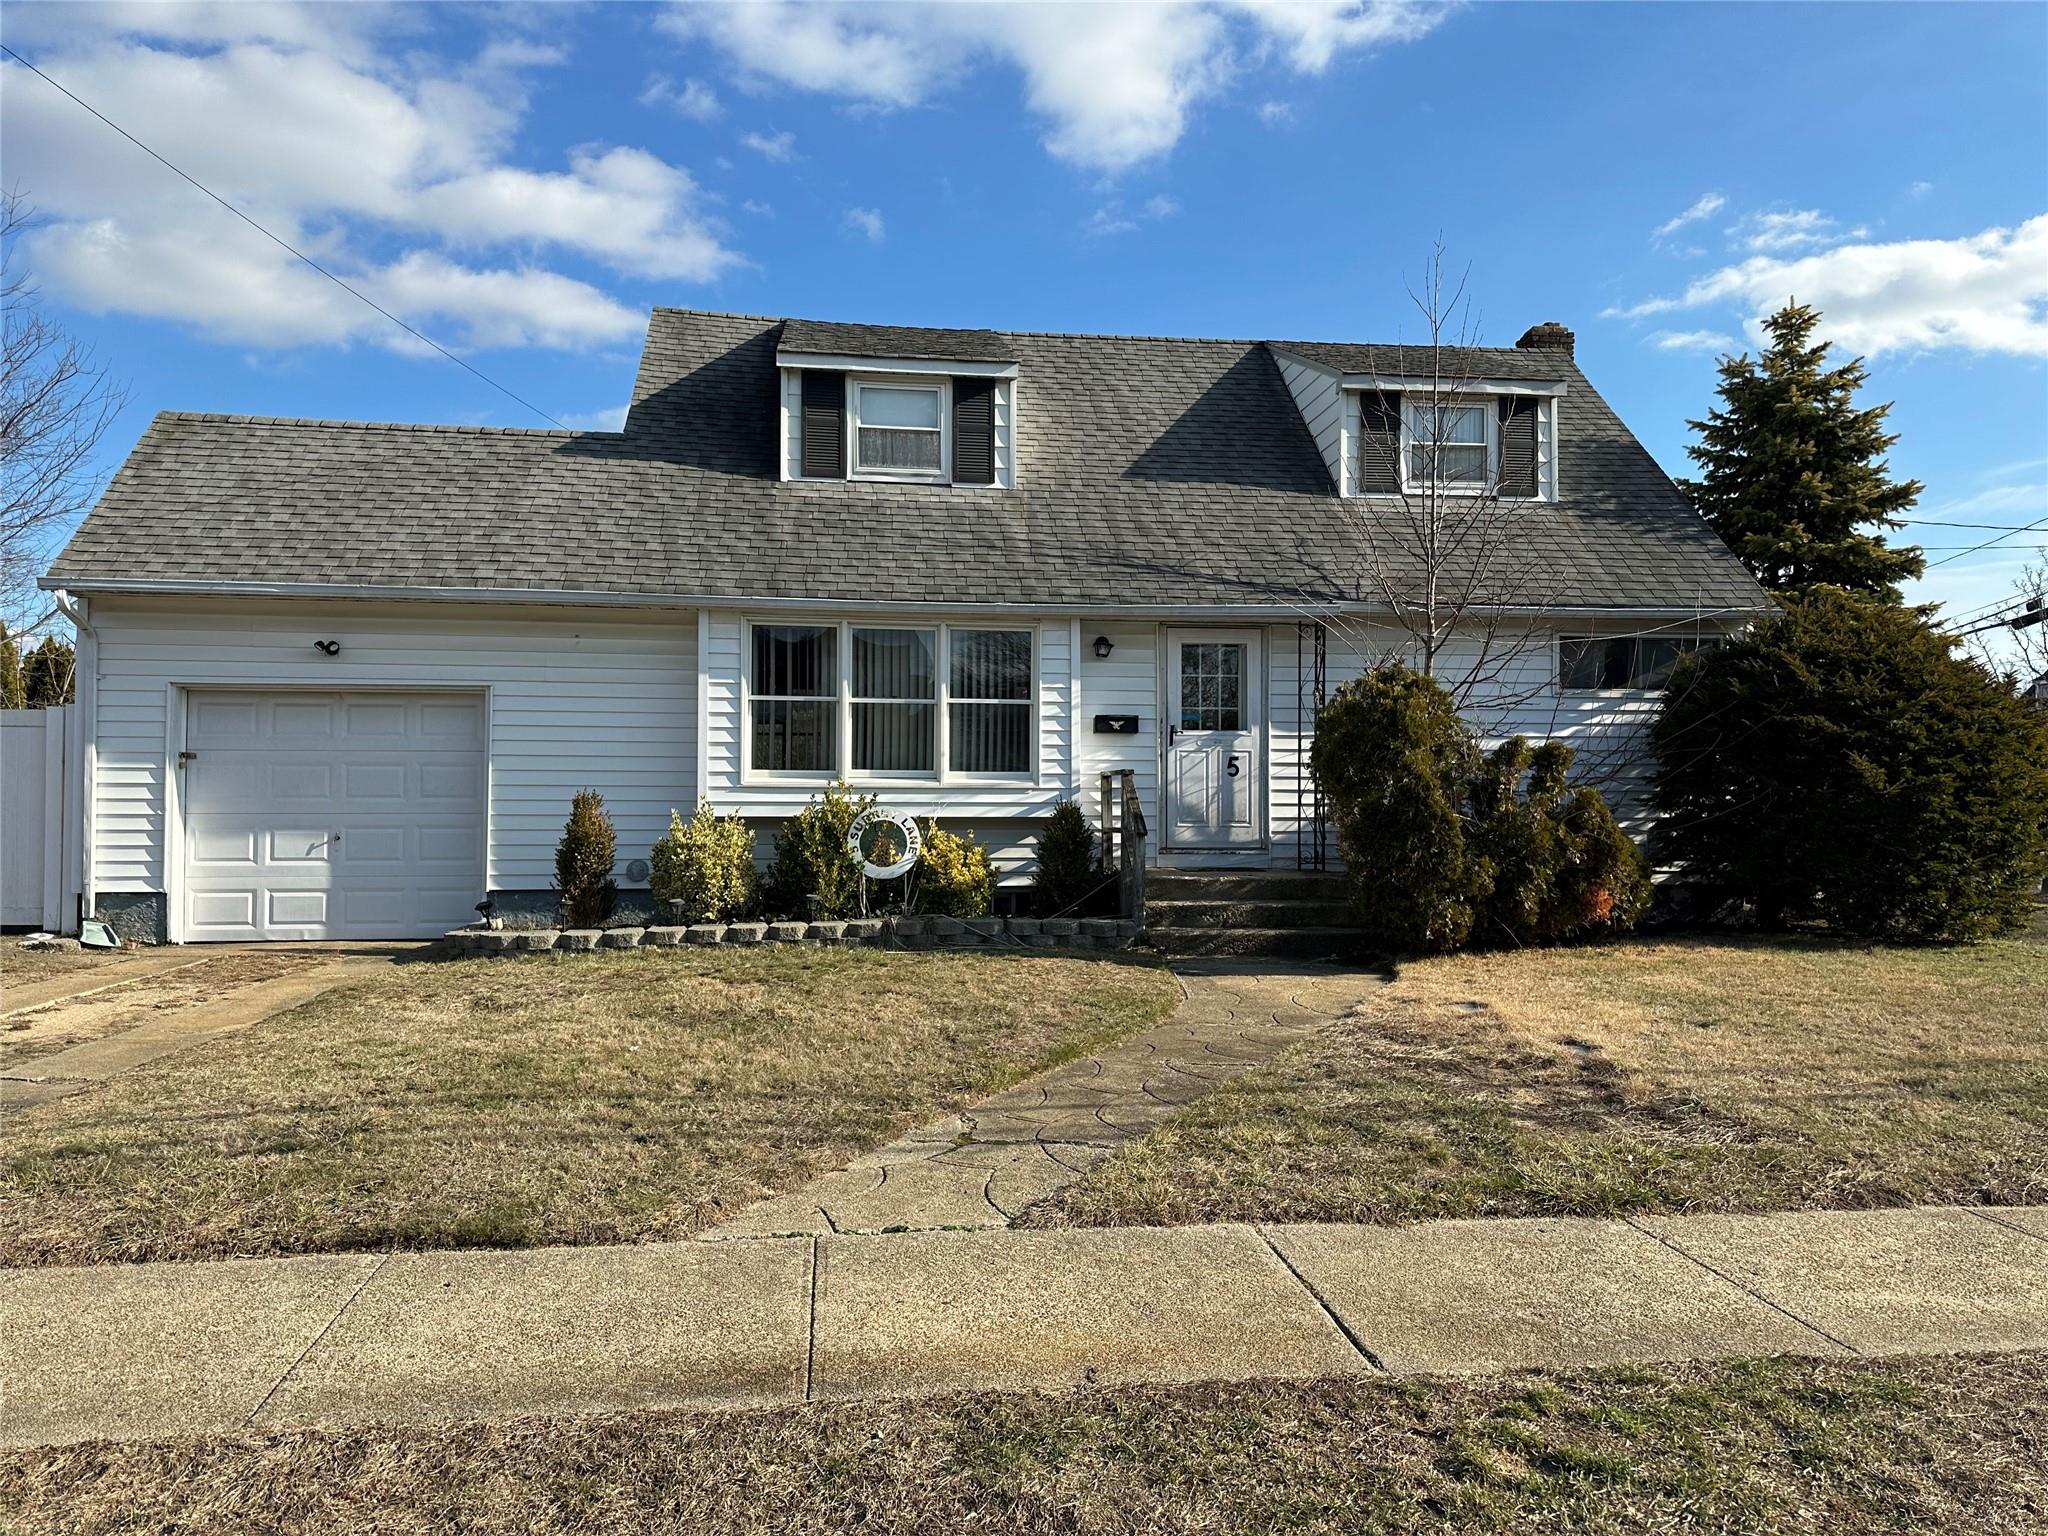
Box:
left=5, top=1205, right=2044, bottom=1447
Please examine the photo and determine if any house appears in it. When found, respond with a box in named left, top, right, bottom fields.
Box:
left=40, top=310, right=1766, bottom=943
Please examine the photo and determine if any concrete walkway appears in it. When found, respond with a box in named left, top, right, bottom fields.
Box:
left=0, top=954, right=400, bottom=1116
left=5, top=1205, right=2043, bottom=1447
left=706, top=960, right=1387, bottom=1238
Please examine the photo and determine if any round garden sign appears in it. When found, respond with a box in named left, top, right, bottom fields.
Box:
left=846, top=807, right=922, bottom=881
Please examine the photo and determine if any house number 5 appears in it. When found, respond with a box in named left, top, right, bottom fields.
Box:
left=1226, top=758, right=1241, bottom=778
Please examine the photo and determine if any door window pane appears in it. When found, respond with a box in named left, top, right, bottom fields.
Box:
left=1179, top=642, right=1245, bottom=732
left=751, top=625, right=837, bottom=771
left=950, top=629, right=1033, bottom=773
left=852, top=627, right=936, bottom=774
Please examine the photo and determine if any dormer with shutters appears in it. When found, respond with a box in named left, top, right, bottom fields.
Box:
left=775, top=319, right=1018, bottom=488
left=1268, top=322, right=1573, bottom=501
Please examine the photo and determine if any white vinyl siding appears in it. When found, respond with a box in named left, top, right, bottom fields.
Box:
left=1273, top=352, right=1344, bottom=493
left=86, top=598, right=695, bottom=899
left=1075, top=621, right=1160, bottom=844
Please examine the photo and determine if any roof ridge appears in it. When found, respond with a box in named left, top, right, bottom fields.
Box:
left=154, top=411, right=599, bottom=438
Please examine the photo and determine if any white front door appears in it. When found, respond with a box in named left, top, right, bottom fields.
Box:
left=181, top=689, right=487, bottom=941
left=1164, top=629, right=1263, bottom=850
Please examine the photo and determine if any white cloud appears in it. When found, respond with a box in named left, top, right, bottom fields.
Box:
left=1652, top=191, right=1723, bottom=241
left=559, top=403, right=631, bottom=432
left=742, top=129, right=796, bottom=161
left=1086, top=191, right=1179, bottom=236
left=1736, top=207, right=1866, bottom=253
left=0, top=16, right=737, bottom=354
left=666, top=0, right=1447, bottom=172
left=844, top=206, right=885, bottom=242
left=1257, top=99, right=1294, bottom=126
left=1648, top=329, right=1734, bottom=352
left=640, top=73, right=720, bottom=120
left=742, top=199, right=774, bottom=217
left=1908, top=180, right=1935, bottom=198
left=1609, top=215, right=2048, bottom=357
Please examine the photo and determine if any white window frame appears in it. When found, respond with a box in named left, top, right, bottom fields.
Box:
left=741, top=619, right=1039, bottom=786
left=848, top=374, right=951, bottom=484
left=1400, top=397, right=1496, bottom=496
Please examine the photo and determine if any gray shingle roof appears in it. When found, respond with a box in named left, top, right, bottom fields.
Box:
left=778, top=315, right=1016, bottom=363
left=48, top=309, right=1766, bottom=614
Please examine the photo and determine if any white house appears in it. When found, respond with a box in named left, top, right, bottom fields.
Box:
left=39, top=310, right=1764, bottom=942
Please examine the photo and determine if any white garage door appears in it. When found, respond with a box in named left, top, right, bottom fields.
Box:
left=182, top=690, right=487, bottom=941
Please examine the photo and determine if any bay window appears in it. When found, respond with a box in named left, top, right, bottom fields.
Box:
left=747, top=621, right=1035, bottom=780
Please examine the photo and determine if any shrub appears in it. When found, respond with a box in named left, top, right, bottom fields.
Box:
left=649, top=803, right=757, bottom=923
left=1313, top=665, right=1489, bottom=953
left=553, top=789, right=618, bottom=927
left=1652, top=590, right=2048, bottom=941
left=1470, top=739, right=1649, bottom=945
left=1033, top=799, right=1107, bottom=917
left=918, top=821, right=994, bottom=917
left=762, top=782, right=873, bottom=919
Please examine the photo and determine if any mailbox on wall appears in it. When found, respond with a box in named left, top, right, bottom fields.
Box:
left=1093, top=714, right=1141, bottom=734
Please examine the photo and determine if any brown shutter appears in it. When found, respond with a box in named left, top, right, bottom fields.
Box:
left=800, top=369, right=846, bottom=479
left=1497, top=397, right=1538, bottom=498
left=1357, top=392, right=1401, bottom=492
left=952, top=376, right=996, bottom=485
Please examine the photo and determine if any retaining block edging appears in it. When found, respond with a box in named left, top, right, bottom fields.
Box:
left=440, top=915, right=1141, bottom=958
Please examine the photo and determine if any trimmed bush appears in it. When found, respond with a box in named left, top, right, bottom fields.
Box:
left=650, top=803, right=757, bottom=923
left=762, top=782, right=874, bottom=920
left=553, top=789, right=618, bottom=928
left=1315, top=664, right=1649, bottom=955
left=918, top=821, right=995, bottom=917
left=1313, top=666, right=1488, bottom=953
left=1652, top=590, right=2048, bottom=941
left=1033, top=799, right=1107, bottom=918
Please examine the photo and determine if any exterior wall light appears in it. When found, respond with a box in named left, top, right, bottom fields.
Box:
left=314, top=640, right=341, bottom=656
left=1092, top=635, right=1114, bottom=659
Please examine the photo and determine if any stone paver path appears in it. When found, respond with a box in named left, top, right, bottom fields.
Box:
left=704, top=960, right=1387, bottom=1238
left=6, top=1205, right=2044, bottom=1447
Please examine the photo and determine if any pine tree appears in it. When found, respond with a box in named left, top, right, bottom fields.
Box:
left=22, top=636, right=74, bottom=706
left=553, top=789, right=619, bottom=927
left=0, top=623, right=25, bottom=709
left=1684, top=303, right=1925, bottom=600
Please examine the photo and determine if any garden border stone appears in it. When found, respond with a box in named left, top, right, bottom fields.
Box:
left=439, top=912, right=1138, bottom=959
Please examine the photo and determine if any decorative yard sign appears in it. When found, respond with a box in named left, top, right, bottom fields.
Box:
left=846, top=807, right=922, bottom=880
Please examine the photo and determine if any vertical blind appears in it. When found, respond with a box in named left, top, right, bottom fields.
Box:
left=749, top=624, right=1033, bottom=776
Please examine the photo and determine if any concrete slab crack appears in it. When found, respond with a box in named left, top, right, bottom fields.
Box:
left=1622, top=1215, right=1859, bottom=1355
left=243, top=1251, right=392, bottom=1429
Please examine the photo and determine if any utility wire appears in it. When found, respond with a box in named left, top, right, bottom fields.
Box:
left=1, top=43, right=566, bottom=429
left=1922, top=518, right=2048, bottom=569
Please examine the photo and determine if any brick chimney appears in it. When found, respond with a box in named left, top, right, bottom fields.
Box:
left=1515, top=321, right=1575, bottom=357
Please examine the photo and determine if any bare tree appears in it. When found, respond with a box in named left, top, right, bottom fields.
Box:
left=1963, top=563, right=2048, bottom=700
left=1311, top=243, right=1569, bottom=714
left=2, top=188, right=126, bottom=634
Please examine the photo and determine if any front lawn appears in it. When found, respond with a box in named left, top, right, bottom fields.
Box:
left=6, top=1353, right=2040, bottom=1535
left=1028, top=938, right=2048, bottom=1229
left=0, top=948, right=1176, bottom=1267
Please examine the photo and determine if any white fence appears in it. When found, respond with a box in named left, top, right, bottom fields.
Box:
left=1, top=706, right=83, bottom=932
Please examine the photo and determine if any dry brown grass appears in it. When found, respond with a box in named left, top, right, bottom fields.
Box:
left=5, top=1352, right=2042, bottom=1535
left=1, top=942, right=148, bottom=991
left=0, top=947, right=1176, bottom=1267
left=1029, top=938, right=2048, bottom=1228
left=0, top=952, right=326, bottom=1069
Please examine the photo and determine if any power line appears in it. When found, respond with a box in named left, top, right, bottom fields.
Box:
left=1897, top=518, right=2045, bottom=530
left=1923, top=519, right=2048, bottom=569
left=0, top=43, right=565, bottom=429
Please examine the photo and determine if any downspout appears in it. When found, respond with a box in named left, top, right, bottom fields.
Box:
left=50, top=590, right=95, bottom=933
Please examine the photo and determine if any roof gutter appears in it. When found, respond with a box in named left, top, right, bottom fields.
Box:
left=37, top=575, right=1768, bottom=622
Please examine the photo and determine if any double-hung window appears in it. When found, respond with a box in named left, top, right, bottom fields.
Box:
left=1404, top=400, right=1493, bottom=491
left=1559, top=635, right=1717, bottom=692
left=747, top=622, right=1036, bottom=781
left=852, top=379, right=947, bottom=480
left=751, top=624, right=838, bottom=772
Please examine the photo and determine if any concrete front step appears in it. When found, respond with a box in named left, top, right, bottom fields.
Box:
left=1145, top=926, right=1371, bottom=960
left=1146, top=898, right=1357, bottom=930
left=1147, top=870, right=1349, bottom=902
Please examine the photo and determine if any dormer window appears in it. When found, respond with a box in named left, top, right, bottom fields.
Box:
left=853, top=378, right=947, bottom=481
left=1405, top=401, right=1493, bottom=490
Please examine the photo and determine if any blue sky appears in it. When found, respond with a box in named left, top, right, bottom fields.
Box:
left=4, top=1, right=2044, bottom=651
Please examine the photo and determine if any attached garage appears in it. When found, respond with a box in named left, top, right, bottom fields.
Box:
left=179, top=689, right=487, bottom=941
